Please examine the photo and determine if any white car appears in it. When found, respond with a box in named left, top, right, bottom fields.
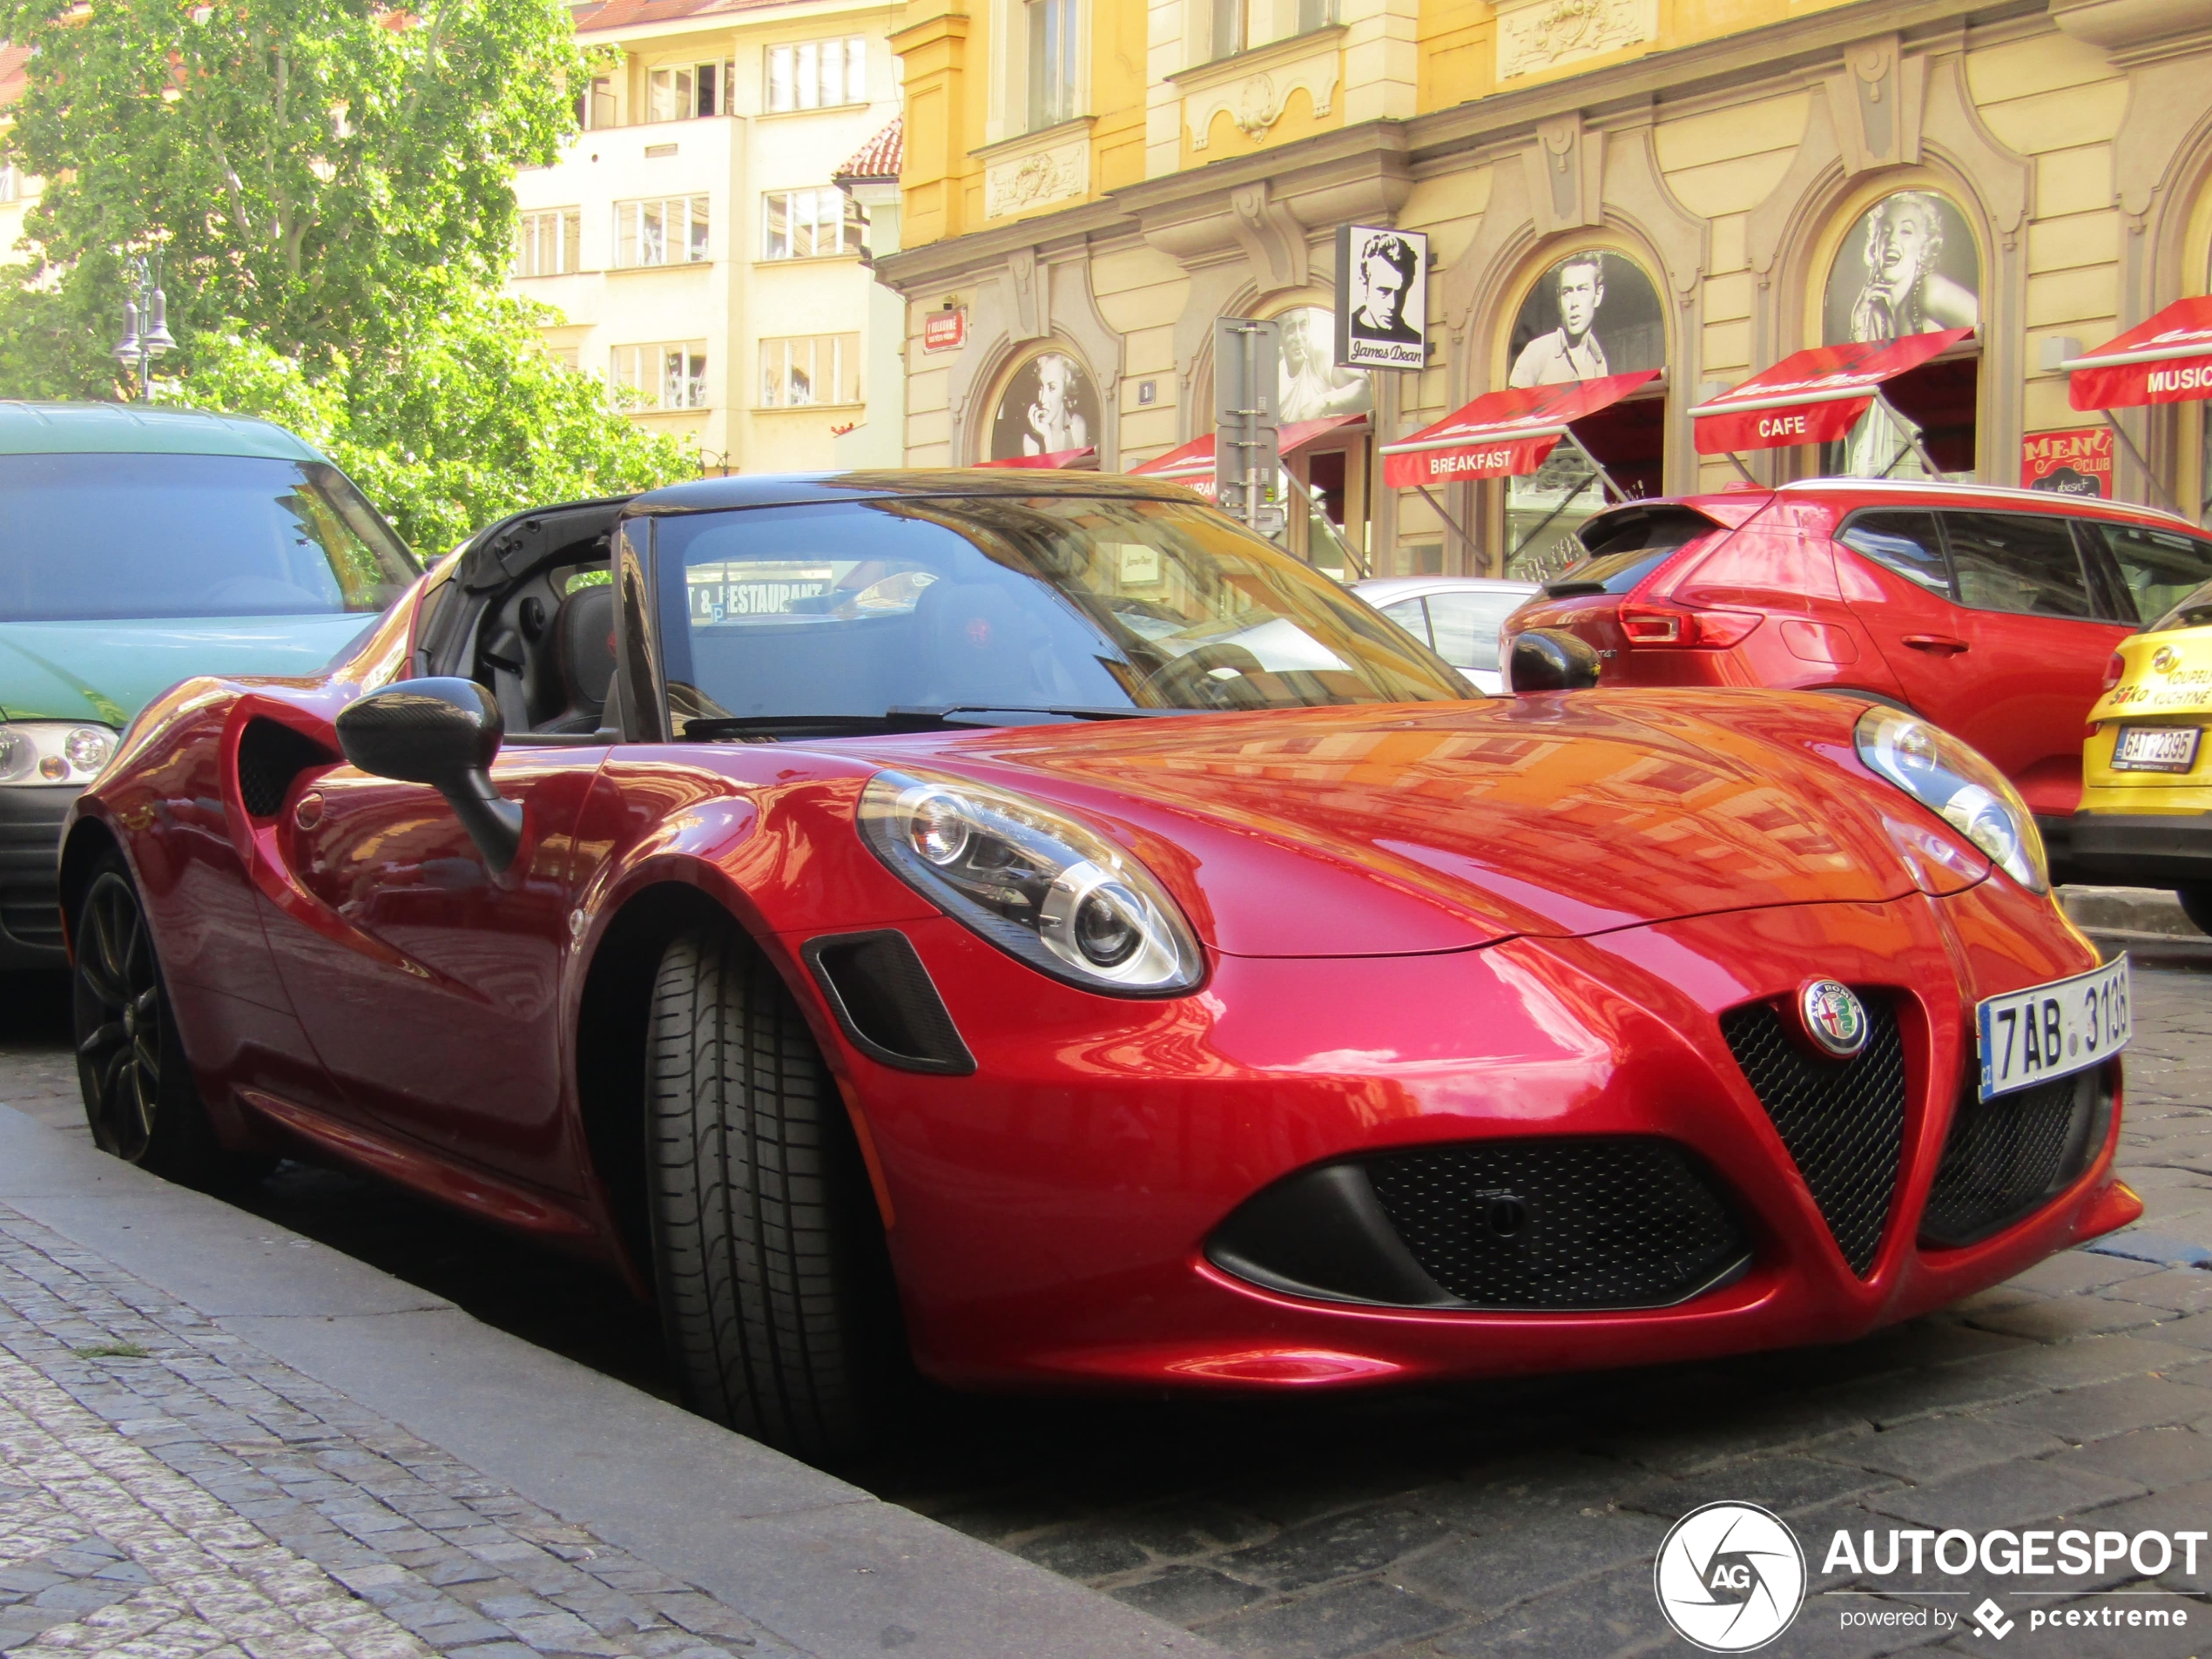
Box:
left=1351, top=576, right=1540, bottom=696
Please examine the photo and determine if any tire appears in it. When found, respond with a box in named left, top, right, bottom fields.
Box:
left=645, top=923, right=898, bottom=1461
left=2179, top=885, right=2212, bottom=938
left=71, top=854, right=268, bottom=1189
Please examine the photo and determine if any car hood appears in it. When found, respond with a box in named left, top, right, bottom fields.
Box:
left=873, top=691, right=1960, bottom=957
left=0, top=616, right=369, bottom=725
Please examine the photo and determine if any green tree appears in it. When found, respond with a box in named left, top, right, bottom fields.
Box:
left=0, top=0, right=694, bottom=543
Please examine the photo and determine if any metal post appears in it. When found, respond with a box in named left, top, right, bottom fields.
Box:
left=2100, top=408, right=2182, bottom=516
left=1413, top=484, right=1478, bottom=554
left=1870, top=390, right=1945, bottom=481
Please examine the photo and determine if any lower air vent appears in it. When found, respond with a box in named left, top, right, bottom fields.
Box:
left=237, top=718, right=337, bottom=818
left=802, top=930, right=974, bottom=1075
left=1919, top=1065, right=2112, bottom=1250
left=1720, top=995, right=1907, bottom=1278
left=1207, top=1138, right=1750, bottom=1312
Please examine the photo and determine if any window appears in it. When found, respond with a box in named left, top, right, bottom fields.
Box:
left=1210, top=0, right=1331, bottom=60
left=0, top=165, right=19, bottom=204
left=759, top=189, right=864, bottom=260
left=515, top=208, right=581, bottom=277
left=576, top=76, right=617, bottom=131
left=0, top=454, right=419, bottom=621
left=646, top=62, right=731, bottom=122
left=1425, top=590, right=1521, bottom=672
left=611, top=343, right=710, bottom=410
left=2078, top=521, right=2212, bottom=625
left=1379, top=597, right=1429, bottom=645
left=765, top=37, right=867, bottom=111
left=614, top=196, right=710, bottom=267
left=1838, top=510, right=1950, bottom=596
left=1940, top=512, right=2094, bottom=618
left=759, top=334, right=860, bottom=408
left=1025, top=0, right=1078, bottom=130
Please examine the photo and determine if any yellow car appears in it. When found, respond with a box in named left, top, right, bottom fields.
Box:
left=2076, top=578, right=2212, bottom=932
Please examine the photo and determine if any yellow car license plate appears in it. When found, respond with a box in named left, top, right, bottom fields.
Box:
left=2112, top=725, right=2202, bottom=772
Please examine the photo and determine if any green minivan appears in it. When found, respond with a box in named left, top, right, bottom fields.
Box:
left=0, top=402, right=420, bottom=967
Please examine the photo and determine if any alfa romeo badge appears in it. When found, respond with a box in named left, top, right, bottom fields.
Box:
left=1797, top=979, right=1868, bottom=1059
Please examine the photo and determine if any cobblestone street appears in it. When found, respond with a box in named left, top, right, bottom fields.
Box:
left=3, top=942, right=2212, bottom=1656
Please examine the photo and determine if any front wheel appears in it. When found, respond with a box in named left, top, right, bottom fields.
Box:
left=645, top=924, right=900, bottom=1461
left=72, top=854, right=266, bottom=1188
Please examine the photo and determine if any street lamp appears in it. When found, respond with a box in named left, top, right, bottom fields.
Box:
left=111, top=252, right=176, bottom=401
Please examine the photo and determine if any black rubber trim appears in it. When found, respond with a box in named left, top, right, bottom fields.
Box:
left=2069, top=811, right=2212, bottom=887
left=1206, top=1163, right=1460, bottom=1309
left=801, top=929, right=976, bottom=1076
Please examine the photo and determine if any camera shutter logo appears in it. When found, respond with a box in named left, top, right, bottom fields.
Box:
left=1653, top=1501, right=1805, bottom=1652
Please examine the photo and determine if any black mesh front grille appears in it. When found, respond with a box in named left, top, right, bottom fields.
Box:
left=1920, top=1069, right=2104, bottom=1249
left=1362, top=1139, right=1748, bottom=1310
left=1721, top=995, right=1906, bottom=1277
left=0, top=794, right=72, bottom=948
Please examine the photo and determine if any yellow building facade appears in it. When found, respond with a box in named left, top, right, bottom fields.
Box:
left=874, top=0, right=2212, bottom=576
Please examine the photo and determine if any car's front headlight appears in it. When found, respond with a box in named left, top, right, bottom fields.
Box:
left=1854, top=705, right=2047, bottom=893
left=859, top=768, right=1204, bottom=995
left=0, top=722, right=117, bottom=787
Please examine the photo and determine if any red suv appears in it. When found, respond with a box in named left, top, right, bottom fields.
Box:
left=1500, top=480, right=2212, bottom=867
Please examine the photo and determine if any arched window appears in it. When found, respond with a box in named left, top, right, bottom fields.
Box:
left=1501, top=247, right=1667, bottom=579
left=1817, top=189, right=1982, bottom=479
left=988, top=348, right=1102, bottom=459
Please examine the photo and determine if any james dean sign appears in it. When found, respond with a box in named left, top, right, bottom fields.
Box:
left=1334, top=224, right=1429, bottom=371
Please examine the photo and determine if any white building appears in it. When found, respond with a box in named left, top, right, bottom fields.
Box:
left=510, top=0, right=904, bottom=474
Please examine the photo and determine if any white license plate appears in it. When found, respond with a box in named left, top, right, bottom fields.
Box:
left=2113, top=725, right=2202, bottom=772
left=1976, top=956, right=2129, bottom=1103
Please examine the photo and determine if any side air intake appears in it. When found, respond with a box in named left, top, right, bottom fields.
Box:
left=802, top=930, right=975, bottom=1075
left=237, top=718, right=338, bottom=818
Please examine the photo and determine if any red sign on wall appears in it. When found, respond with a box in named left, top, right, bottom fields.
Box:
left=923, top=307, right=967, bottom=354
left=2020, top=426, right=2112, bottom=500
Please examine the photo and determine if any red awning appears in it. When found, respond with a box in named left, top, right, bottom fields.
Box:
left=1379, top=372, right=1660, bottom=489
left=974, top=446, right=1097, bottom=469
left=1689, top=328, right=1972, bottom=454
left=2065, top=299, right=2212, bottom=411
left=1128, top=415, right=1366, bottom=498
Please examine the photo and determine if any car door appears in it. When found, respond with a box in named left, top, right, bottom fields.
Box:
left=258, top=742, right=606, bottom=1193
left=1844, top=508, right=2128, bottom=819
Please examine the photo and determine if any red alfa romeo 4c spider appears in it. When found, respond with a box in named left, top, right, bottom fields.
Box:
left=62, top=472, right=2140, bottom=1460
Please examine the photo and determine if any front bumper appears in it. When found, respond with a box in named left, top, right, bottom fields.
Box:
left=819, top=872, right=2134, bottom=1390
left=0, top=786, right=80, bottom=969
left=2070, top=810, right=2212, bottom=890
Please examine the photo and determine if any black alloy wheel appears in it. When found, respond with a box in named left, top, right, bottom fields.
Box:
left=72, top=854, right=263, bottom=1186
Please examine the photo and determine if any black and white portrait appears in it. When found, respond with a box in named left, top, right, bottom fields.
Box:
left=1823, top=190, right=1980, bottom=346
left=1507, top=250, right=1664, bottom=388
left=988, top=350, right=1101, bottom=460
left=1334, top=225, right=1429, bottom=370
left=1278, top=306, right=1372, bottom=424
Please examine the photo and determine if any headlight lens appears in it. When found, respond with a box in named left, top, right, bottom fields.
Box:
left=0, top=722, right=117, bottom=786
left=1854, top=706, right=2047, bottom=892
left=858, top=768, right=1204, bottom=995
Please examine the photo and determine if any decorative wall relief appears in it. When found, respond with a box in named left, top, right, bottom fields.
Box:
left=1179, top=35, right=1340, bottom=151
left=1496, top=0, right=1657, bottom=81
left=982, top=133, right=1090, bottom=220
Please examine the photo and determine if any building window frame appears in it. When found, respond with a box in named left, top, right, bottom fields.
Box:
left=759, top=333, right=862, bottom=408
left=515, top=207, right=582, bottom=277
left=1204, top=0, right=1332, bottom=64
left=759, top=187, right=866, bottom=260
left=613, top=195, right=711, bottom=268
left=764, top=36, right=869, bottom=113
left=611, top=341, right=711, bottom=411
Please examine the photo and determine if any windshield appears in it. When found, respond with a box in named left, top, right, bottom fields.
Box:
left=0, top=453, right=420, bottom=622
left=2151, top=577, right=2212, bottom=635
left=651, top=494, right=1469, bottom=728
